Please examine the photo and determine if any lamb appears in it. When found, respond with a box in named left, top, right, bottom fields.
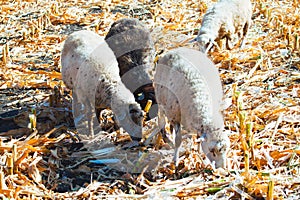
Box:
left=197, top=0, right=252, bottom=53
left=105, top=18, right=156, bottom=117
left=154, top=47, right=230, bottom=168
left=61, top=30, right=143, bottom=141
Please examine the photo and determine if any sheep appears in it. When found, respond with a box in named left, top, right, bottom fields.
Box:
left=197, top=0, right=252, bottom=53
left=153, top=47, right=230, bottom=168
left=61, top=30, right=143, bottom=142
left=105, top=18, right=157, bottom=118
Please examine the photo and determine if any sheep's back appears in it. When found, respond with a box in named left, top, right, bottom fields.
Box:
left=155, top=48, right=223, bottom=132
left=105, top=18, right=154, bottom=79
left=61, top=30, right=120, bottom=108
left=61, top=30, right=106, bottom=89
left=215, top=0, right=252, bottom=33
left=199, top=0, right=252, bottom=38
left=232, top=0, right=252, bottom=30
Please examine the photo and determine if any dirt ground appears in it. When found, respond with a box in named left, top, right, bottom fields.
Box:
left=0, top=0, right=299, bottom=199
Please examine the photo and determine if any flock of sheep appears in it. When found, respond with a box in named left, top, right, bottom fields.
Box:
left=61, top=0, right=252, bottom=169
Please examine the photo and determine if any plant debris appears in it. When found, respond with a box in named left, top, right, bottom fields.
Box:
left=0, top=0, right=299, bottom=199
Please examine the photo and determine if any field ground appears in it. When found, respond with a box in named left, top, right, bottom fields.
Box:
left=0, top=0, right=299, bottom=199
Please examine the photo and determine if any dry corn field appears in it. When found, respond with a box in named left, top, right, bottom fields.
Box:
left=0, top=0, right=299, bottom=199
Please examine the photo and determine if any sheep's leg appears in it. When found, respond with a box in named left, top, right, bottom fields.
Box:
left=205, top=41, right=215, bottom=54
left=143, top=109, right=165, bottom=146
left=85, top=101, right=95, bottom=138
left=143, top=109, right=175, bottom=147
left=72, top=91, right=86, bottom=130
left=160, top=127, right=174, bottom=148
left=159, top=113, right=175, bottom=147
left=72, top=92, right=95, bottom=138
left=173, top=123, right=182, bottom=167
left=225, top=35, right=234, bottom=50
left=197, top=132, right=207, bottom=153
left=239, top=38, right=246, bottom=49
left=72, top=91, right=80, bottom=120
left=239, top=22, right=250, bottom=48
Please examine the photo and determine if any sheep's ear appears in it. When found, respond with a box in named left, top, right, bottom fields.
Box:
left=129, top=104, right=143, bottom=126
left=117, top=111, right=127, bottom=121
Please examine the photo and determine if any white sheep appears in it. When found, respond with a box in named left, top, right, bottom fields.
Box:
left=61, top=30, right=143, bottom=141
left=154, top=47, right=230, bottom=168
left=105, top=18, right=156, bottom=117
left=197, top=0, right=252, bottom=53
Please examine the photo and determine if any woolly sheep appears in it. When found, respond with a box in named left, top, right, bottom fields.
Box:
left=197, top=0, right=252, bottom=53
left=61, top=30, right=143, bottom=141
left=154, top=47, right=230, bottom=168
left=105, top=18, right=156, bottom=116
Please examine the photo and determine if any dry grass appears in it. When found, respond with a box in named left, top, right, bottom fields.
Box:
left=0, top=0, right=299, bottom=199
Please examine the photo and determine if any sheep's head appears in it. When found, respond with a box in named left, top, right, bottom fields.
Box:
left=113, top=99, right=144, bottom=141
left=200, top=132, right=230, bottom=168
left=109, top=81, right=144, bottom=141
left=197, top=34, right=214, bottom=54
left=125, top=103, right=144, bottom=140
